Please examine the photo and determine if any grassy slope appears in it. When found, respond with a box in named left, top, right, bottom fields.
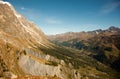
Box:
left=37, top=44, right=120, bottom=79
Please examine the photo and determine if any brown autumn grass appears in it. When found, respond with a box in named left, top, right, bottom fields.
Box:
left=14, top=76, right=61, bottom=79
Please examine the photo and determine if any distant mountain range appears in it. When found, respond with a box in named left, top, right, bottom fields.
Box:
left=48, top=26, right=120, bottom=72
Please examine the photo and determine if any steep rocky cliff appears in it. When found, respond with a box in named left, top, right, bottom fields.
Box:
left=0, top=1, right=119, bottom=79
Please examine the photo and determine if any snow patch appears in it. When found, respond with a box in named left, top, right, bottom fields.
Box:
left=17, top=18, right=44, bottom=45
left=0, top=1, right=11, bottom=6
left=0, top=1, right=21, bottom=19
left=15, top=14, right=21, bottom=18
left=96, top=31, right=99, bottom=34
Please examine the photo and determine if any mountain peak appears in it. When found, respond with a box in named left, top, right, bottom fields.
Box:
left=0, top=0, right=22, bottom=19
left=108, top=26, right=120, bottom=30
left=0, top=0, right=11, bottom=6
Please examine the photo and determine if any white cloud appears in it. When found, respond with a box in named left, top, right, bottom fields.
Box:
left=19, top=8, right=43, bottom=22
left=46, top=18, right=62, bottom=24
left=80, top=24, right=102, bottom=31
left=101, top=1, right=120, bottom=14
left=18, top=7, right=62, bottom=28
left=20, top=7, right=25, bottom=10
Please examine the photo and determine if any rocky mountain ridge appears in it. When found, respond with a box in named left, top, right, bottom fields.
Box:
left=47, top=26, right=120, bottom=72
left=48, top=26, right=120, bottom=42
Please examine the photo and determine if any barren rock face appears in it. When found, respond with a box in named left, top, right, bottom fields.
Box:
left=0, top=1, right=119, bottom=79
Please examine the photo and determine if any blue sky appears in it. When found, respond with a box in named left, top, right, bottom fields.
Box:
left=4, top=0, right=120, bottom=35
